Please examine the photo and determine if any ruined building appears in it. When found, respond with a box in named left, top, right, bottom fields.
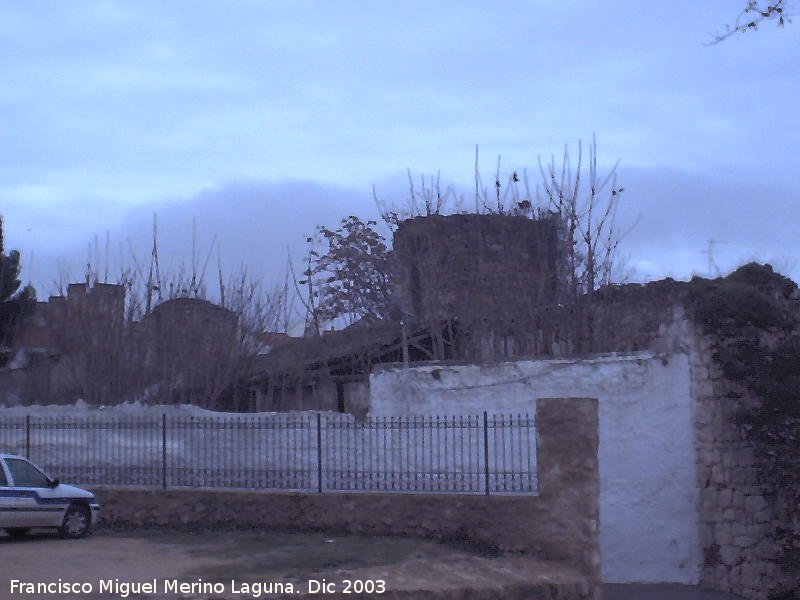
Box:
left=392, top=213, right=564, bottom=321
left=244, top=212, right=568, bottom=412
left=391, top=212, right=566, bottom=358
left=239, top=213, right=800, bottom=597
left=0, top=283, right=238, bottom=406
left=140, top=297, right=239, bottom=405
left=1, top=282, right=127, bottom=404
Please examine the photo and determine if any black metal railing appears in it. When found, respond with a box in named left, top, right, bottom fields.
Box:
left=0, top=411, right=537, bottom=495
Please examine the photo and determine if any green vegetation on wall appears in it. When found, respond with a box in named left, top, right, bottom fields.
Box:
left=691, top=263, right=800, bottom=592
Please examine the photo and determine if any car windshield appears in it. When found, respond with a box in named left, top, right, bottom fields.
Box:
left=0, top=463, right=7, bottom=486
left=5, top=458, right=51, bottom=488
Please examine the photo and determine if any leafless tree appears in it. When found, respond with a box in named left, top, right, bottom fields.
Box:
left=366, top=137, right=633, bottom=359
left=537, top=135, right=628, bottom=295
left=29, top=221, right=287, bottom=409
left=708, top=1, right=791, bottom=43
left=287, top=236, right=324, bottom=336
left=372, top=136, right=629, bottom=297
left=373, top=169, right=459, bottom=230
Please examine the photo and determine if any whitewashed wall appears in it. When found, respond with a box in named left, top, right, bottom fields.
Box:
left=369, top=351, right=700, bottom=584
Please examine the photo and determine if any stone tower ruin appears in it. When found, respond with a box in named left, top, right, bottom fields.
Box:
left=390, top=213, right=566, bottom=357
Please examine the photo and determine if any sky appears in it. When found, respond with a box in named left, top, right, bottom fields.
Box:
left=1, top=0, right=799, bottom=301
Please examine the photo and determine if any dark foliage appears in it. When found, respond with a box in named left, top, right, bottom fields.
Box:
left=689, top=265, right=793, bottom=332
left=726, top=262, right=797, bottom=298
left=305, top=216, right=390, bottom=326
left=0, top=216, right=36, bottom=361
left=691, top=263, right=800, bottom=585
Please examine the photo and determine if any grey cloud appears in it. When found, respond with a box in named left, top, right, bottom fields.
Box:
left=1, top=1, right=798, bottom=296
left=33, top=179, right=382, bottom=295
left=5, top=163, right=799, bottom=301
left=608, top=166, right=799, bottom=281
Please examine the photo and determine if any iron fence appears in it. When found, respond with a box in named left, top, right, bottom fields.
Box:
left=0, top=412, right=537, bottom=495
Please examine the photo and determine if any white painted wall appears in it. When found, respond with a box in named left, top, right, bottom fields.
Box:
left=369, top=352, right=700, bottom=584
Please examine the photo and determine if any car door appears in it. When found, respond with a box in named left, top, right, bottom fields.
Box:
left=4, top=457, right=65, bottom=528
left=0, top=458, right=26, bottom=529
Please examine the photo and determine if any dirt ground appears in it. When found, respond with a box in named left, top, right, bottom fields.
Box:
left=0, top=528, right=745, bottom=600
left=0, top=527, right=489, bottom=598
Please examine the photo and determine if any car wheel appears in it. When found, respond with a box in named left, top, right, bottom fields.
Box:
left=60, top=504, right=91, bottom=539
left=5, top=528, right=30, bottom=538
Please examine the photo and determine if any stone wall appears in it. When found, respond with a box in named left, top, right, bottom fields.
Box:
left=368, top=273, right=799, bottom=597
left=576, top=280, right=689, bottom=355
left=391, top=214, right=563, bottom=324
left=691, top=331, right=790, bottom=599
left=93, top=397, right=601, bottom=599
left=549, top=276, right=797, bottom=597
left=391, top=213, right=565, bottom=358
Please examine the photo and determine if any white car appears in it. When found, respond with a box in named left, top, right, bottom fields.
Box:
left=0, top=454, right=100, bottom=539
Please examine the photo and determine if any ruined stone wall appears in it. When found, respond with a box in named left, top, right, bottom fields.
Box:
left=562, top=280, right=796, bottom=597
left=576, top=280, right=690, bottom=355
left=391, top=214, right=565, bottom=357
left=369, top=275, right=796, bottom=597
left=392, top=214, right=563, bottom=321
left=691, top=330, right=793, bottom=599
left=391, top=213, right=694, bottom=360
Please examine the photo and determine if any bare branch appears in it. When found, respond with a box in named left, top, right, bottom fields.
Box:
left=707, top=0, right=791, bottom=44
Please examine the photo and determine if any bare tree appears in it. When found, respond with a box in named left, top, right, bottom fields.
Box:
left=537, top=135, right=628, bottom=295
left=367, top=137, right=633, bottom=359
left=708, top=1, right=791, bottom=43
left=24, top=221, right=287, bottom=409
left=373, top=136, right=629, bottom=296
left=288, top=236, right=324, bottom=336
left=373, top=170, right=458, bottom=230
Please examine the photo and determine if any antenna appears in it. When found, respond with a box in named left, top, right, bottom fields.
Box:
left=701, top=238, right=729, bottom=277
left=94, top=234, right=100, bottom=285
left=86, top=242, right=92, bottom=287
left=474, top=145, right=480, bottom=214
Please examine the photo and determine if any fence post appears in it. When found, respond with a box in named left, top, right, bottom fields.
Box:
left=26, top=415, right=31, bottom=459
left=161, top=414, right=167, bottom=490
left=316, top=413, right=323, bottom=493
left=483, top=411, right=490, bottom=496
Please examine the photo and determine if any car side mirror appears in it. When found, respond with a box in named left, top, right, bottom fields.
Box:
left=48, top=478, right=59, bottom=488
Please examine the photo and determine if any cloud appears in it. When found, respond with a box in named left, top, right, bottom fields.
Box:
left=27, top=179, right=383, bottom=294
left=607, top=165, right=799, bottom=282
left=1, top=1, right=798, bottom=296
left=4, top=163, right=798, bottom=302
